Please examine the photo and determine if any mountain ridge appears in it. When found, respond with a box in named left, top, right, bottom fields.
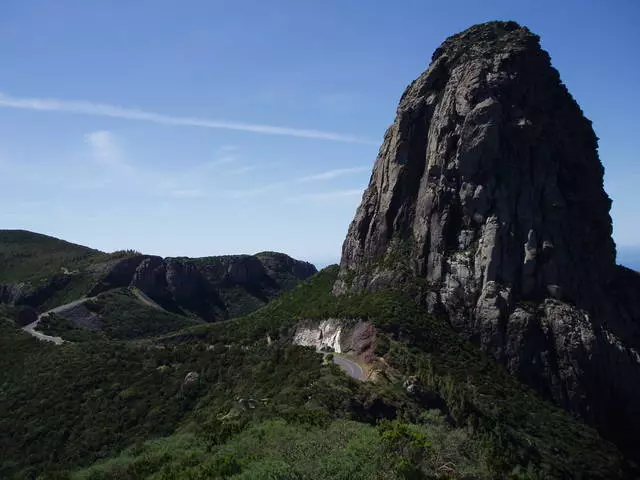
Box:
left=0, top=229, right=317, bottom=322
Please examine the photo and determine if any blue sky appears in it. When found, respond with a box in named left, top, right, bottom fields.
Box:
left=0, top=1, right=639, bottom=268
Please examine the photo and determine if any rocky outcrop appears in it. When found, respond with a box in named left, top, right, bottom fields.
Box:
left=0, top=283, right=25, bottom=305
left=102, top=252, right=316, bottom=321
left=131, top=256, right=168, bottom=295
left=89, top=255, right=150, bottom=296
left=293, top=319, right=376, bottom=360
left=182, top=371, right=200, bottom=389
left=334, top=21, right=640, bottom=456
left=294, top=319, right=345, bottom=352
left=224, top=256, right=267, bottom=284
left=1, top=274, right=73, bottom=308
left=256, top=252, right=318, bottom=290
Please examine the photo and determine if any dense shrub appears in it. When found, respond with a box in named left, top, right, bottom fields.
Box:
left=0, top=266, right=633, bottom=479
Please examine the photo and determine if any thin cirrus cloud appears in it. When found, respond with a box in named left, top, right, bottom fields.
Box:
left=296, top=166, right=369, bottom=182
left=219, top=166, right=368, bottom=198
left=168, top=189, right=206, bottom=198
left=84, top=130, right=133, bottom=174
left=0, top=92, right=378, bottom=145
left=289, top=189, right=363, bottom=201
left=210, top=156, right=236, bottom=166
left=219, top=185, right=364, bottom=202
left=228, top=165, right=266, bottom=175
left=79, top=131, right=369, bottom=201
left=220, top=182, right=286, bottom=199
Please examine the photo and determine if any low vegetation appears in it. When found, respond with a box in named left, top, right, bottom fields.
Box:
left=157, top=266, right=632, bottom=478
left=37, top=289, right=204, bottom=341
left=0, top=230, right=141, bottom=311
left=0, top=267, right=633, bottom=479
left=0, top=230, right=98, bottom=283
left=75, top=413, right=479, bottom=480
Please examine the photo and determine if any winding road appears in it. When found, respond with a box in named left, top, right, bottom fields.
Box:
left=22, top=298, right=90, bottom=345
left=21, top=288, right=170, bottom=345
left=23, top=295, right=369, bottom=383
left=333, top=355, right=365, bottom=380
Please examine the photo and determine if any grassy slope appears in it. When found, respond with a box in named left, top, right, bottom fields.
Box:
left=0, top=268, right=633, bottom=479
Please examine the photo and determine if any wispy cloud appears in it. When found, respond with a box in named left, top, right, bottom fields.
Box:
left=220, top=182, right=285, bottom=199
left=290, top=189, right=363, bottom=202
left=226, top=159, right=283, bottom=175
left=228, top=165, right=264, bottom=175
left=84, top=130, right=133, bottom=174
left=297, top=166, right=369, bottom=182
left=317, top=92, right=361, bottom=113
left=207, top=156, right=236, bottom=167
left=217, top=145, right=239, bottom=153
left=168, top=189, right=206, bottom=199
left=209, top=145, right=239, bottom=166
left=0, top=92, right=378, bottom=145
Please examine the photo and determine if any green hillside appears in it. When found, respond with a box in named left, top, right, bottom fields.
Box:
left=38, top=288, right=204, bottom=342
left=0, top=267, right=632, bottom=479
left=0, top=229, right=106, bottom=282
left=0, top=230, right=140, bottom=310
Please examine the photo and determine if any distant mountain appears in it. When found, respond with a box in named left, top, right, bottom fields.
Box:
left=0, top=229, right=316, bottom=321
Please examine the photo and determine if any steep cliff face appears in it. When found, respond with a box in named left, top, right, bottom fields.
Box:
left=334, top=21, right=640, bottom=455
left=111, top=253, right=317, bottom=321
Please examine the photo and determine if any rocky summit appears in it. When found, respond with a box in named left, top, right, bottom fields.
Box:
left=334, top=21, right=640, bottom=455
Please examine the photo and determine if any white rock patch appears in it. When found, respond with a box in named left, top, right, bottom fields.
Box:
left=293, top=319, right=343, bottom=353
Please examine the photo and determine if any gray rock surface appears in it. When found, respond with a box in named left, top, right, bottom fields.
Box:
left=1, top=274, right=74, bottom=307
left=293, top=318, right=377, bottom=362
left=0, top=283, right=24, bottom=304
left=334, top=21, right=640, bottom=456
left=224, top=255, right=266, bottom=284
left=118, top=252, right=316, bottom=321
left=182, top=371, right=200, bottom=390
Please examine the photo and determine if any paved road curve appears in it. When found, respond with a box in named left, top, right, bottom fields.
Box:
left=22, top=298, right=91, bottom=345
left=333, top=355, right=365, bottom=380
left=23, top=318, right=65, bottom=345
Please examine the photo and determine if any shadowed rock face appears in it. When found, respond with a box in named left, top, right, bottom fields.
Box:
left=334, top=21, right=640, bottom=456
left=126, top=253, right=317, bottom=321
